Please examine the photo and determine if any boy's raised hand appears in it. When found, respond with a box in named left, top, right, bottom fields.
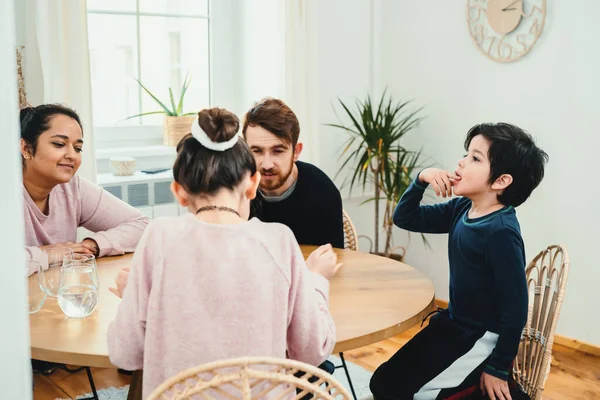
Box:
left=418, top=168, right=460, bottom=198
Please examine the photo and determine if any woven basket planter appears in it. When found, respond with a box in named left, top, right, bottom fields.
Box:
left=164, top=115, right=195, bottom=146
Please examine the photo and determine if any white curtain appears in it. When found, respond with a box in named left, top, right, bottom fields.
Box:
left=283, top=0, right=320, bottom=166
left=24, top=0, right=96, bottom=181
left=0, top=0, right=33, bottom=397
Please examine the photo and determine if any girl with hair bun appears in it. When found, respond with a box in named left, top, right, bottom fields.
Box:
left=107, top=107, right=340, bottom=398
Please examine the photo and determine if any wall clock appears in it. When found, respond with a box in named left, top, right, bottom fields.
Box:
left=467, top=0, right=546, bottom=63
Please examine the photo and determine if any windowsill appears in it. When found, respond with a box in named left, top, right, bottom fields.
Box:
left=97, top=169, right=174, bottom=186
left=95, top=145, right=177, bottom=160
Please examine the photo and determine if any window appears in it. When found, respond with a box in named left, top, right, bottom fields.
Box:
left=87, top=0, right=210, bottom=135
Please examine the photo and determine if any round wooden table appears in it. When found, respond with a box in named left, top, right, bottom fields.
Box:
left=30, top=246, right=435, bottom=368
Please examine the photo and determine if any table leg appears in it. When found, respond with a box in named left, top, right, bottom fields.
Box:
left=127, top=370, right=143, bottom=400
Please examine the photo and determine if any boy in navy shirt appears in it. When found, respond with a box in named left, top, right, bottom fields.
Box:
left=370, top=123, right=548, bottom=400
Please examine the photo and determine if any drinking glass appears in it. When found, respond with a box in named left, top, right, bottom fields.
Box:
left=28, top=260, right=47, bottom=314
left=43, top=247, right=75, bottom=297
left=58, top=254, right=99, bottom=318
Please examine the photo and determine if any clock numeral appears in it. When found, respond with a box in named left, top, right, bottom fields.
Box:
left=516, top=33, right=528, bottom=53
left=473, top=24, right=485, bottom=44
left=468, top=5, right=485, bottom=23
left=497, top=36, right=513, bottom=61
left=529, top=18, right=540, bottom=36
left=522, top=4, right=545, bottom=19
left=487, top=36, right=496, bottom=56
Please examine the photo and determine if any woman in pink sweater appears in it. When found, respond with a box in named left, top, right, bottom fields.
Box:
left=107, top=107, right=339, bottom=398
left=20, top=104, right=149, bottom=276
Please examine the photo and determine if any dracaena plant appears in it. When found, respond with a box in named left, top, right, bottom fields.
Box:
left=327, top=89, right=430, bottom=255
left=379, top=147, right=430, bottom=255
left=126, top=73, right=196, bottom=120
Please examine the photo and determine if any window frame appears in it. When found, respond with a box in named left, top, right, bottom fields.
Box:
left=87, top=1, right=211, bottom=150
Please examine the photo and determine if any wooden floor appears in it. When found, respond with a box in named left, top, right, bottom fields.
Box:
left=34, top=325, right=600, bottom=399
left=343, top=326, right=600, bottom=400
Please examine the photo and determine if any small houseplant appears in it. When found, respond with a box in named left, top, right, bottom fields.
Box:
left=378, top=147, right=429, bottom=260
left=127, top=74, right=196, bottom=146
left=327, top=90, right=429, bottom=260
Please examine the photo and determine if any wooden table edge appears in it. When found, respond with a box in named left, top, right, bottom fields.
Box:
left=31, top=248, right=437, bottom=368
left=332, top=294, right=436, bottom=353
left=31, top=347, right=116, bottom=369
left=32, top=294, right=437, bottom=368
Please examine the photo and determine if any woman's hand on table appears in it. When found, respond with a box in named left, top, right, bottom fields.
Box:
left=39, top=241, right=96, bottom=255
left=81, top=239, right=100, bottom=257
left=109, top=267, right=130, bottom=299
left=306, top=244, right=342, bottom=279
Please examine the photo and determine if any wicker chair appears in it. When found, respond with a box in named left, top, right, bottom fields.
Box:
left=513, top=245, right=570, bottom=400
left=147, top=357, right=352, bottom=400
left=334, top=210, right=359, bottom=399
left=342, top=210, right=359, bottom=252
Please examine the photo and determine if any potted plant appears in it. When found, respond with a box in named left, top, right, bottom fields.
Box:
left=327, top=90, right=429, bottom=260
left=127, top=74, right=197, bottom=146
left=378, top=147, right=430, bottom=261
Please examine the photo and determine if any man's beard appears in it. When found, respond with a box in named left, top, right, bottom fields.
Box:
left=259, top=159, right=294, bottom=192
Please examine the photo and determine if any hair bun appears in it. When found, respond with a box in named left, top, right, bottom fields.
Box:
left=20, top=106, right=35, bottom=124
left=197, top=108, right=239, bottom=143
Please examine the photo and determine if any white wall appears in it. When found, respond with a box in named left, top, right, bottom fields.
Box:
left=210, top=0, right=244, bottom=116
left=315, top=0, right=377, bottom=181
left=380, top=0, right=599, bottom=345
left=313, top=0, right=383, bottom=249
left=230, top=0, right=386, bottom=252
left=0, top=0, right=33, bottom=397
left=238, top=0, right=285, bottom=113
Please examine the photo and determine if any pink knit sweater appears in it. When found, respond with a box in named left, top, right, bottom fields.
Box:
left=23, top=175, right=149, bottom=275
left=107, top=214, right=336, bottom=398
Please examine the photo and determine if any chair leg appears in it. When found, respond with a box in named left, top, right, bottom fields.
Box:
left=77, top=367, right=99, bottom=400
left=338, top=352, right=358, bottom=400
left=32, top=362, right=99, bottom=400
left=127, top=370, right=144, bottom=400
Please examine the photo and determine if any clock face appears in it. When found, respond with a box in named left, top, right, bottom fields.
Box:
left=467, top=0, right=546, bottom=62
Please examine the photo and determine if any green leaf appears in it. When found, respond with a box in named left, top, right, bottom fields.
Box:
left=168, top=88, right=177, bottom=115
left=323, top=123, right=361, bottom=137
left=420, top=233, right=432, bottom=249
left=325, top=88, right=433, bottom=253
left=134, top=78, right=174, bottom=116
left=122, top=110, right=168, bottom=121
left=359, top=197, right=379, bottom=206
left=338, top=98, right=366, bottom=139
left=177, top=72, right=191, bottom=115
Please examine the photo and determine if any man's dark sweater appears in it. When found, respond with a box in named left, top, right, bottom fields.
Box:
left=251, top=161, right=344, bottom=249
left=394, top=176, right=528, bottom=380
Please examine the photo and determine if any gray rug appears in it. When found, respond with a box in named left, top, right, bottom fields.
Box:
left=59, top=356, right=374, bottom=399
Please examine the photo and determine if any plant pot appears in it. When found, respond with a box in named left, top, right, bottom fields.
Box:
left=164, top=115, right=196, bottom=146
left=371, top=251, right=405, bottom=263
left=360, top=237, right=407, bottom=263
left=371, top=245, right=406, bottom=263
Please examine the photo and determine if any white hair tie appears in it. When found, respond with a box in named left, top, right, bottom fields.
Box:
left=191, top=118, right=239, bottom=151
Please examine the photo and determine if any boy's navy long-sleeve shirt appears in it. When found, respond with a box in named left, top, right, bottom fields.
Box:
left=394, top=176, right=528, bottom=380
